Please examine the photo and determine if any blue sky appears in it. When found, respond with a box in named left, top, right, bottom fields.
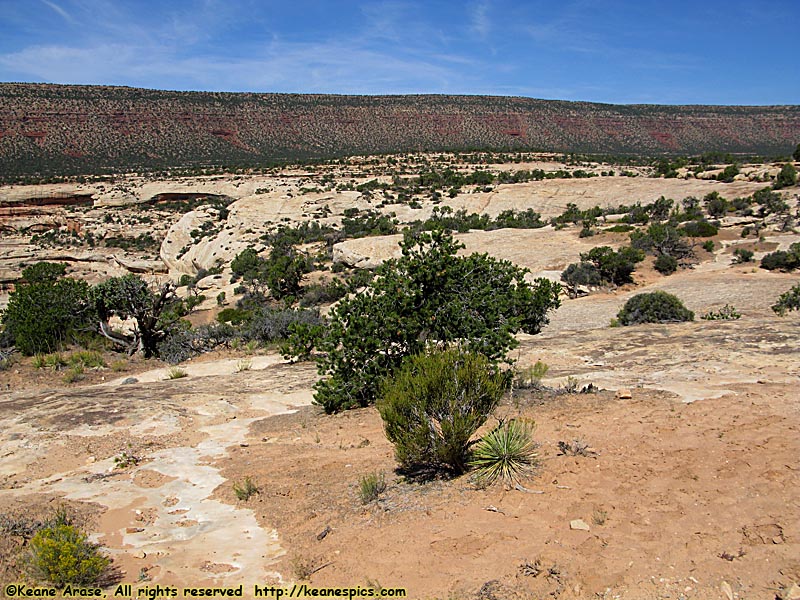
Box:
left=0, top=0, right=797, bottom=105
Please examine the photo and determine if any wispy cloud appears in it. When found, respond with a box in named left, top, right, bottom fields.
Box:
left=469, top=0, right=491, bottom=40
left=40, top=0, right=77, bottom=24
left=0, top=36, right=479, bottom=94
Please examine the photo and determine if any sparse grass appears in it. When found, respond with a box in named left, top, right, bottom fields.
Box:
left=244, top=340, right=260, bottom=354
left=62, top=365, right=84, bottom=383
left=32, top=354, right=47, bottom=369
left=592, top=508, right=608, bottom=526
left=358, top=472, right=387, bottom=504
left=236, top=358, right=252, bottom=372
left=43, top=352, right=68, bottom=371
left=69, top=350, right=106, bottom=369
left=110, top=359, right=128, bottom=372
left=233, top=477, right=259, bottom=501
left=469, top=419, right=539, bottom=486
left=165, top=366, right=187, bottom=380
left=514, top=360, right=549, bottom=389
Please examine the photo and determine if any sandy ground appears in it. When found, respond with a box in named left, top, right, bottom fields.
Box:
left=1, top=296, right=798, bottom=598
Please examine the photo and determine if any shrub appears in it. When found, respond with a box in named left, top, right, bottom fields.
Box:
left=701, top=305, right=741, bottom=320
left=753, top=187, right=788, bottom=216
left=732, top=248, right=754, bottom=264
left=617, top=291, right=694, bottom=325
left=2, top=266, right=94, bottom=355
left=560, top=262, right=602, bottom=297
left=579, top=246, right=645, bottom=286
left=716, top=165, right=739, bottom=184
left=377, top=348, right=508, bottom=476
left=604, top=224, right=634, bottom=233
left=0, top=349, right=13, bottom=371
left=702, top=240, right=715, bottom=253
left=358, top=472, right=387, bottom=504
left=631, top=223, right=693, bottom=261
left=731, top=196, right=753, bottom=213
left=761, top=243, right=800, bottom=272
left=704, top=192, right=729, bottom=217
left=232, top=477, right=259, bottom=501
left=469, top=419, right=539, bottom=486
left=26, top=524, right=110, bottom=587
left=158, top=322, right=236, bottom=364
left=560, top=246, right=646, bottom=300
left=299, top=280, right=348, bottom=307
left=772, top=283, right=800, bottom=316
left=216, top=307, right=252, bottom=325
left=654, top=254, right=678, bottom=275
left=230, top=243, right=310, bottom=300
left=279, top=322, right=326, bottom=362
left=773, top=163, right=797, bottom=190
left=241, top=307, right=323, bottom=345
left=679, top=220, right=718, bottom=238
left=308, top=229, right=560, bottom=413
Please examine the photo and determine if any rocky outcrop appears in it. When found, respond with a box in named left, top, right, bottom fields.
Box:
left=160, top=207, right=254, bottom=276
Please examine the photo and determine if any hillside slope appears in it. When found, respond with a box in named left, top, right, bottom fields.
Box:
left=1, top=83, right=799, bottom=178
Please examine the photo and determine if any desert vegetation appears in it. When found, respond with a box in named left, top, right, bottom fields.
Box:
left=2, top=83, right=799, bottom=182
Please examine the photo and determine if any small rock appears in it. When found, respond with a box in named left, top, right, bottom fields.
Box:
left=616, top=388, right=633, bottom=399
left=125, top=527, right=145, bottom=534
left=132, top=550, right=147, bottom=559
left=121, top=377, right=139, bottom=385
left=570, top=519, right=591, bottom=531
left=720, top=581, right=733, bottom=600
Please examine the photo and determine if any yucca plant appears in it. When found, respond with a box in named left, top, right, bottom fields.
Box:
left=469, top=418, right=539, bottom=486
